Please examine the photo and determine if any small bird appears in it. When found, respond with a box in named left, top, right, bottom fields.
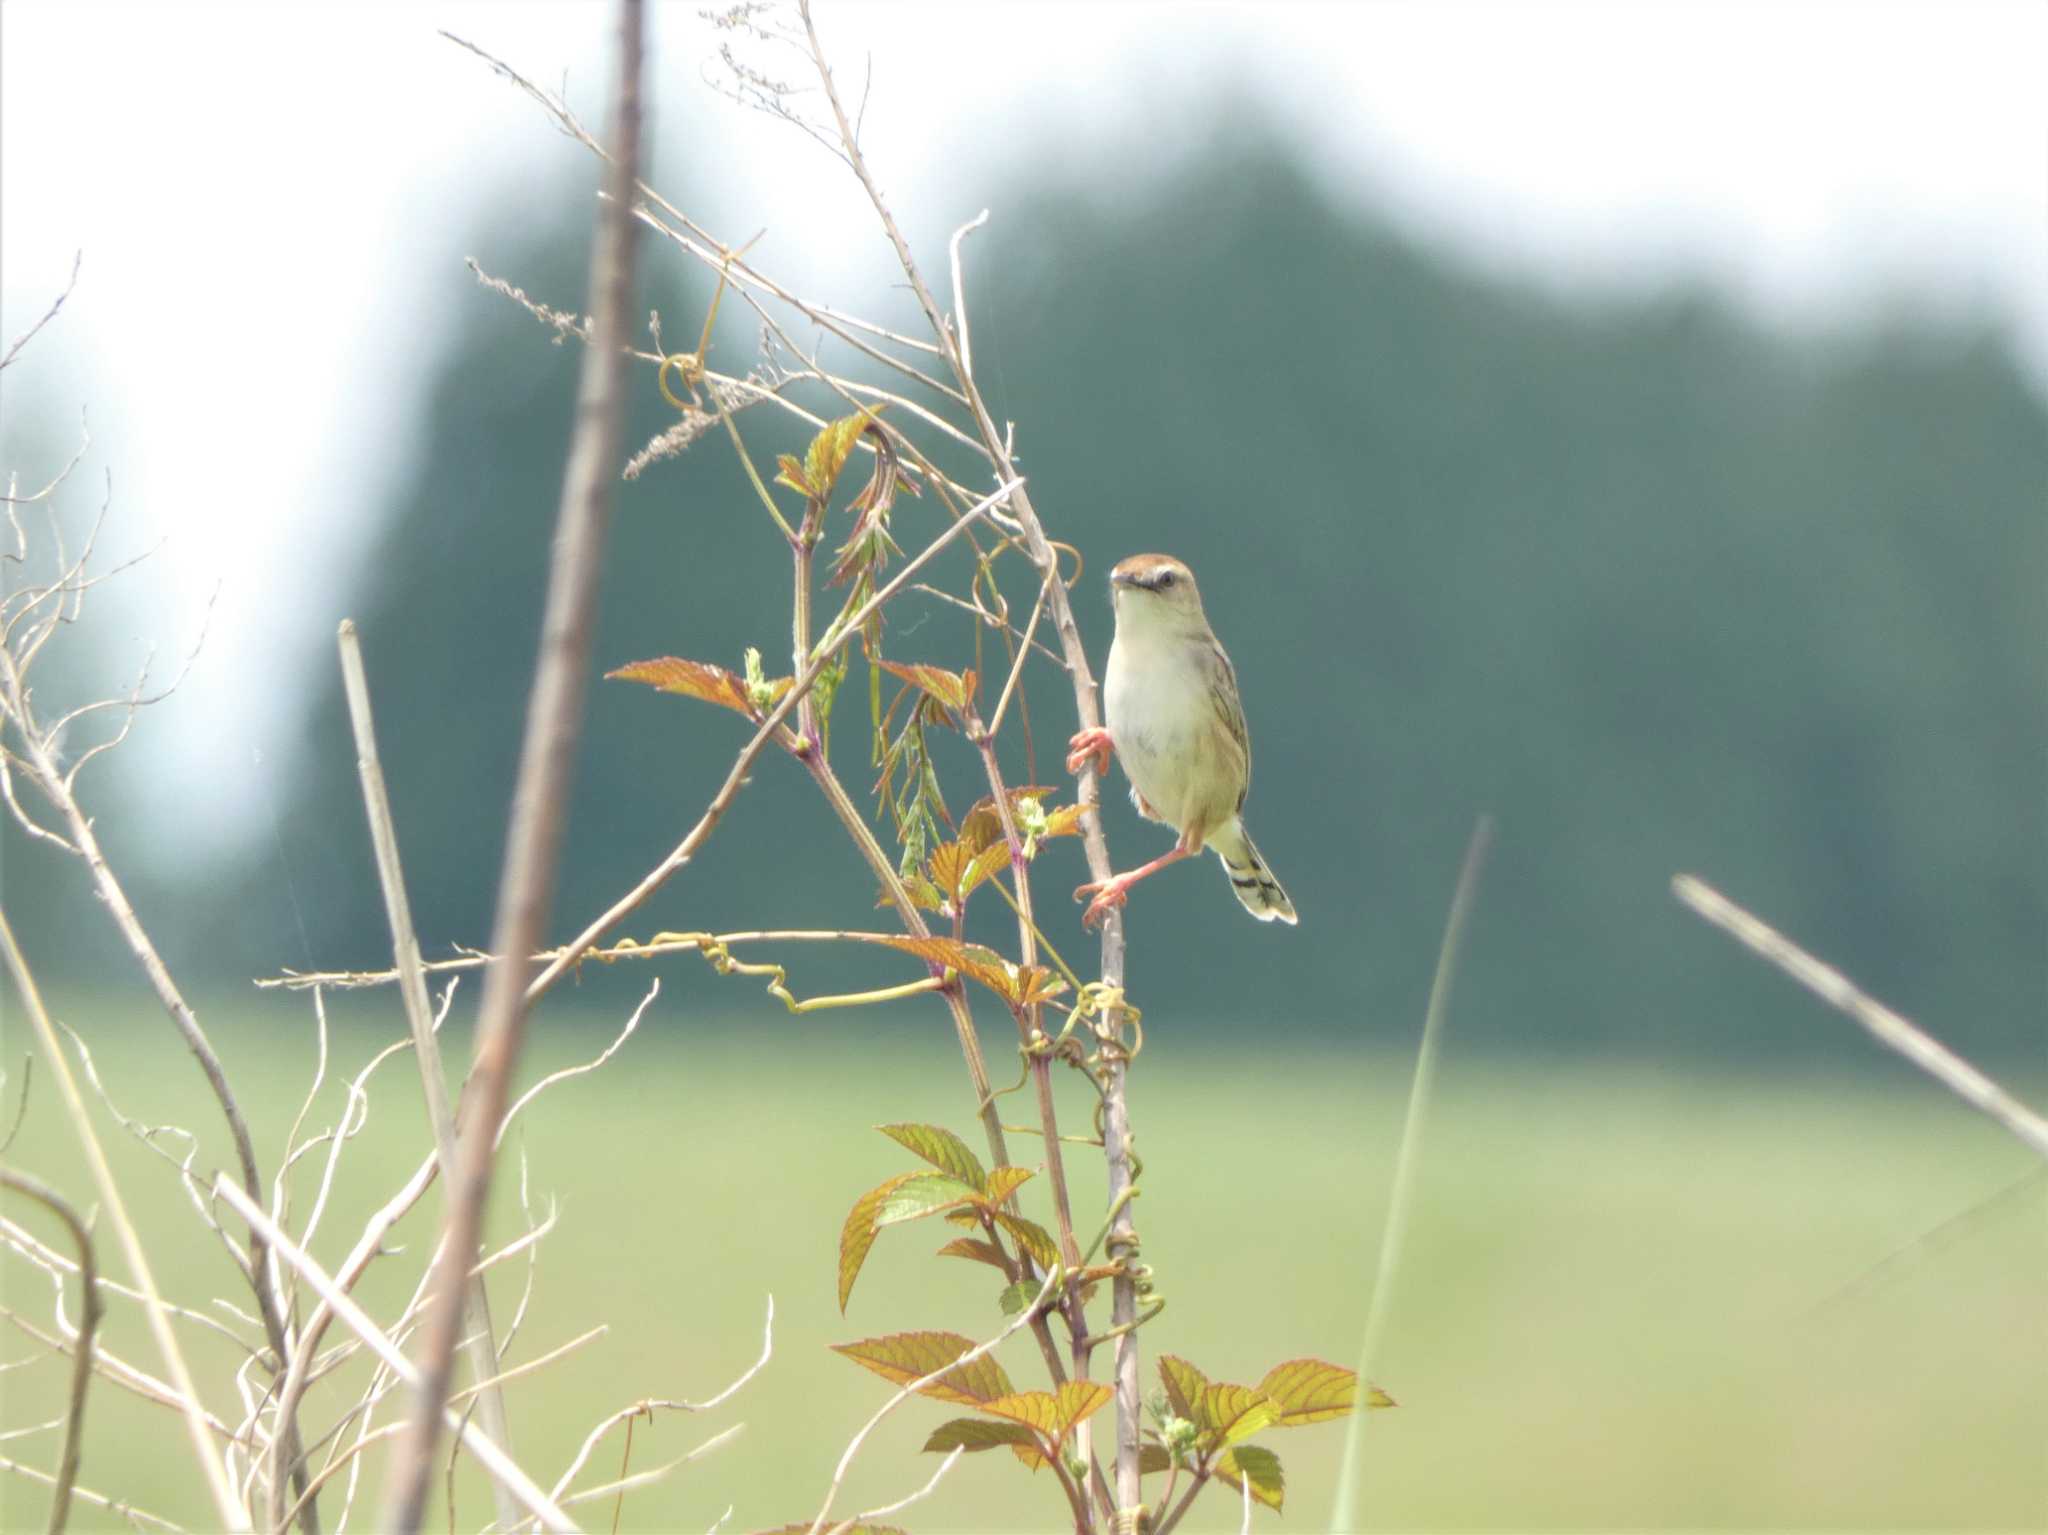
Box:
left=1067, top=553, right=1297, bottom=928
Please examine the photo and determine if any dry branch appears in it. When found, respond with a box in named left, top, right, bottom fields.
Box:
left=1674, top=874, right=2048, bottom=1160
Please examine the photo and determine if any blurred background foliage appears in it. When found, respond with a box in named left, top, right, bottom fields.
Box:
left=14, top=121, right=2039, bottom=1071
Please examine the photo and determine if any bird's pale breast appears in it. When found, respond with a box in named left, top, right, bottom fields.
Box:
left=1104, top=630, right=1243, bottom=841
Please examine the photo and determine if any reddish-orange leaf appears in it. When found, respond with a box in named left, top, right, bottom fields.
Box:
left=606, top=656, right=754, bottom=717
left=934, top=1237, right=1011, bottom=1271
left=831, top=1331, right=1014, bottom=1408
left=874, top=936, right=1020, bottom=1002
left=876, top=660, right=976, bottom=717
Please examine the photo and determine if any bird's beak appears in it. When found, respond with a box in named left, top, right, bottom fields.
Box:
left=1110, top=571, right=1136, bottom=590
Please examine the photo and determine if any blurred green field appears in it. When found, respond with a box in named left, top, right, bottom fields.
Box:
left=2, top=992, right=2042, bottom=1532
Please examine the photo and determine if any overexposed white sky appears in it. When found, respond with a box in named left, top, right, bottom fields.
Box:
left=3, top=0, right=2043, bottom=864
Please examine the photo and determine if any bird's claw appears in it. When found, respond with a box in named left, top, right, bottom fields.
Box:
left=1075, top=876, right=1130, bottom=930
left=1067, top=727, right=1113, bottom=778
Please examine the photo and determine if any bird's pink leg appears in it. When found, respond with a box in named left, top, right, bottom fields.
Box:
left=1075, top=829, right=1200, bottom=929
left=1066, top=726, right=1114, bottom=778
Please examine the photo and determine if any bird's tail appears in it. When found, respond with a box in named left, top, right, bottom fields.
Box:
left=1208, top=818, right=1298, bottom=925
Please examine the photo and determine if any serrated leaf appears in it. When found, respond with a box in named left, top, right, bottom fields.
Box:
left=1214, top=1443, right=1285, bottom=1510
left=983, top=1165, right=1035, bottom=1205
left=606, top=657, right=755, bottom=717
left=959, top=788, right=1063, bottom=853
left=876, top=660, right=976, bottom=717
left=981, top=1380, right=1113, bottom=1449
left=838, top=1171, right=926, bottom=1313
left=804, top=410, right=876, bottom=503
left=1041, top=803, right=1086, bottom=838
left=1257, top=1357, right=1389, bottom=1425
left=997, top=1278, right=1041, bottom=1317
left=1198, top=1384, right=1283, bottom=1448
left=832, top=1331, right=1013, bottom=1407
left=942, top=1207, right=981, bottom=1229
left=1011, top=964, right=1070, bottom=1007
left=935, top=1237, right=1011, bottom=1270
left=773, top=452, right=812, bottom=497
left=877, top=1124, right=987, bottom=1192
left=1158, top=1355, right=1211, bottom=1422
left=874, top=936, right=1021, bottom=1003
left=875, top=1172, right=981, bottom=1227
left=922, top=1418, right=1042, bottom=1455
left=990, top=1208, right=1059, bottom=1268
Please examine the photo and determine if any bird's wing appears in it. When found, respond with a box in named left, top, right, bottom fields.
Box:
left=1203, top=637, right=1252, bottom=806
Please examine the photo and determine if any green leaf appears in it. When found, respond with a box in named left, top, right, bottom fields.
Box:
left=876, top=1173, right=982, bottom=1227
left=1256, top=1357, right=1392, bottom=1424
left=1214, top=1443, right=1285, bottom=1510
left=1158, top=1355, right=1210, bottom=1422
left=832, top=1331, right=1014, bottom=1407
left=997, top=1279, right=1042, bottom=1317
left=922, top=1418, right=1042, bottom=1455
left=877, top=1124, right=987, bottom=1192
left=1198, top=1384, right=1283, bottom=1448
left=1139, top=1444, right=1173, bottom=1476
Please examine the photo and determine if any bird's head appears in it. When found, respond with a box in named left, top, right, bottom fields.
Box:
left=1110, top=553, right=1206, bottom=636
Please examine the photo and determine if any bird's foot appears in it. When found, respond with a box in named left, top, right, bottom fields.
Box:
left=1074, top=873, right=1136, bottom=930
left=1066, top=726, right=1113, bottom=778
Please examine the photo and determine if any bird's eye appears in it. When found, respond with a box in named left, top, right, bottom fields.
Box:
left=1156, top=571, right=1176, bottom=588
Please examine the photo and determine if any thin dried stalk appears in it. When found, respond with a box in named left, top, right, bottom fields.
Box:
left=0, top=911, right=246, bottom=1531
left=212, top=1182, right=574, bottom=1535
left=382, top=4, right=645, bottom=1527
left=334, top=618, right=517, bottom=1531
left=0, top=1168, right=102, bottom=1534
left=1674, top=874, right=2048, bottom=1159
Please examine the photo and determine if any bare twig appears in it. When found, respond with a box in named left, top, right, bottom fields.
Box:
left=0, top=1456, right=186, bottom=1533
left=212, top=1181, right=576, bottom=1535
left=334, top=617, right=518, bottom=1531
left=0, top=253, right=81, bottom=374
left=383, top=7, right=645, bottom=1528
left=0, top=1168, right=102, bottom=1534
left=1332, top=816, right=1491, bottom=1529
left=0, top=910, right=246, bottom=1530
left=1673, top=874, right=2048, bottom=1160
left=824, top=1445, right=964, bottom=1535
left=519, top=472, right=1019, bottom=1005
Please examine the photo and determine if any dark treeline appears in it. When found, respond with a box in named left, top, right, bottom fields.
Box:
left=15, top=129, right=2043, bottom=1068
